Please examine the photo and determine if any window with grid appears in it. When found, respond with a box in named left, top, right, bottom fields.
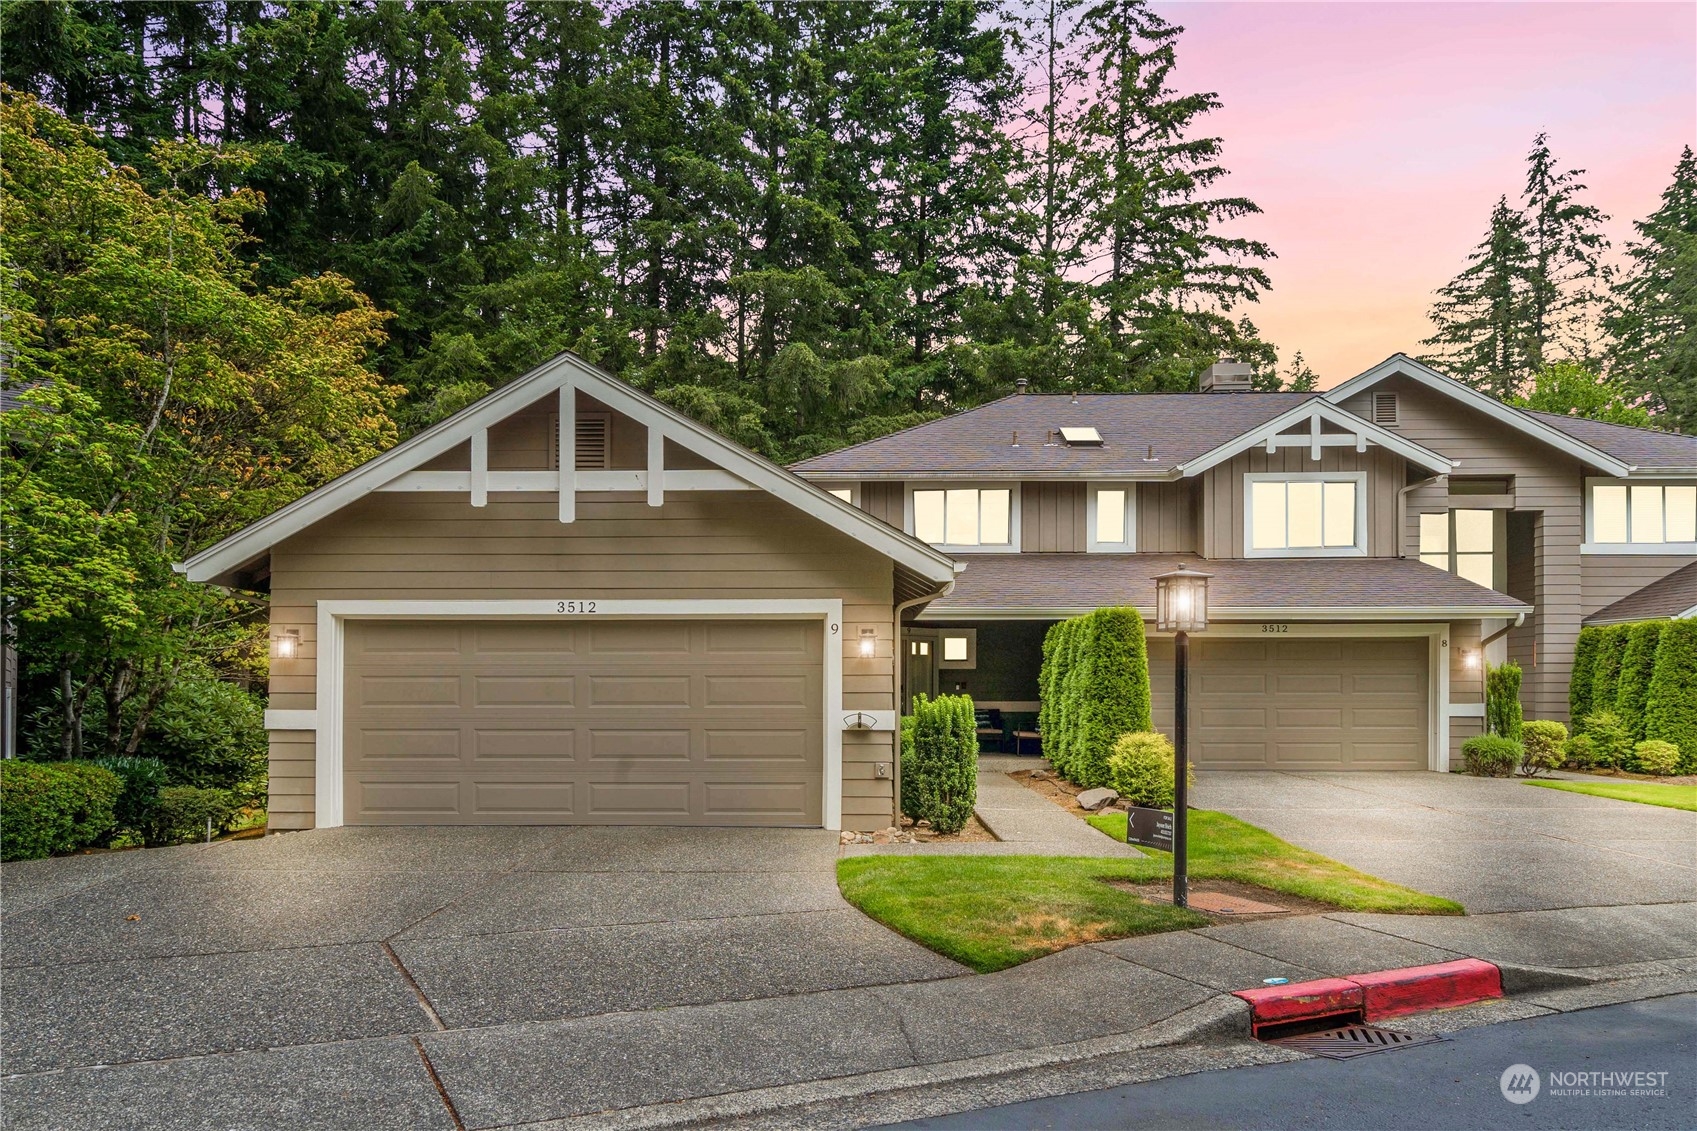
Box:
left=1420, top=509, right=1495, bottom=588
left=1247, top=476, right=1361, bottom=554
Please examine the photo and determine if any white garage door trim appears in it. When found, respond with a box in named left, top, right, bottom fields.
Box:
left=308, top=599, right=845, bottom=829
left=1148, top=621, right=1452, bottom=772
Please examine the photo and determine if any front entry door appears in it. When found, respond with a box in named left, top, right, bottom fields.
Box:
left=902, top=630, right=939, bottom=713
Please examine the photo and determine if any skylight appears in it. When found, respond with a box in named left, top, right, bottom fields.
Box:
left=1059, top=426, right=1103, bottom=446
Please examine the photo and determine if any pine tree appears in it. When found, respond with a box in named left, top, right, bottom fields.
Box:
left=1521, top=133, right=1609, bottom=365
left=1605, top=146, right=1697, bottom=431
left=1422, top=196, right=1537, bottom=398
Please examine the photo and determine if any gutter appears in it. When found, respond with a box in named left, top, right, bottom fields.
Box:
left=890, top=578, right=956, bottom=828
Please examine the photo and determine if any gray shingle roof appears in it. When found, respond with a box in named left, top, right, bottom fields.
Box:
left=921, top=553, right=1530, bottom=619
left=790, top=393, right=1321, bottom=477
left=1520, top=410, right=1697, bottom=469
left=1585, top=562, right=1697, bottom=625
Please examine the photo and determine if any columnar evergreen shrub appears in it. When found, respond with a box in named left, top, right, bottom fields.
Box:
left=1582, top=710, right=1632, bottom=769
left=1644, top=618, right=1697, bottom=773
left=901, top=694, right=977, bottom=835
left=1069, top=607, right=1152, bottom=789
left=1485, top=661, right=1524, bottom=740
left=1461, top=735, right=1522, bottom=777
left=1632, top=740, right=1681, bottom=777
left=1037, top=623, right=1062, bottom=754
left=1051, top=618, right=1085, bottom=780
left=1614, top=621, right=1666, bottom=743
left=1106, top=732, right=1191, bottom=809
left=0, top=761, right=122, bottom=861
left=1519, top=719, right=1568, bottom=776
left=1589, top=624, right=1632, bottom=717
left=1569, top=625, right=1603, bottom=727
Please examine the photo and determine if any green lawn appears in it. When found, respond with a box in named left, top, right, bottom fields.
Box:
left=1523, top=778, right=1697, bottom=812
left=837, top=811, right=1459, bottom=973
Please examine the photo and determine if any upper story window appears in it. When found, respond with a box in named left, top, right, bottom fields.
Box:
left=826, top=486, right=856, bottom=504
left=1420, top=509, right=1497, bottom=588
left=1587, top=481, right=1697, bottom=550
left=908, top=485, right=1017, bottom=551
left=1246, top=472, right=1365, bottom=557
left=1088, top=484, right=1136, bottom=552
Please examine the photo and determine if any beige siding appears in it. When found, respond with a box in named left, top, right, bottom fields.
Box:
left=860, top=481, right=904, bottom=528
left=267, top=732, right=316, bottom=831
left=1137, top=481, right=1199, bottom=553
left=1580, top=554, right=1692, bottom=618
left=1343, top=376, right=1584, bottom=722
left=1199, top=445, right=1405, bottom=559
left=267, top=492, right=897, bottom=831
left=1021, top=483, right=1086, bottom=552
left=1449, top=619, right=1486, bottom=752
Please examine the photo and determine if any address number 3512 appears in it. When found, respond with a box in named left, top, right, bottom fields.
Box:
left=556, top=600, right=598, bottom=613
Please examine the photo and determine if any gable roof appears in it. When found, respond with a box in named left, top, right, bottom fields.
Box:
left=177, top=351, right=960, bottom=588
left=788, top=391, right=1450, bottom=479
left=1584, top=562, right=1697, bottom=625
left=1520, top=410, right=1697, bottom=472
left=1324, top=355, right=1656, bottom=475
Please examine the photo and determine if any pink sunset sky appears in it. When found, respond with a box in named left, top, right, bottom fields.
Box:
left=1154, top=1, right=1696, bottom=387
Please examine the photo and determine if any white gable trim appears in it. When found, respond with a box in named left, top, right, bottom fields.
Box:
left=1176, top=399, right=1454, bottom=478
left=178, top=351, right=959, bottom=585
left=1324, top=355, right=1633, bottom=477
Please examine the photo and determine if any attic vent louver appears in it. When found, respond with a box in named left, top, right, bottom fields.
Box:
left=550, top=412, right=611, bottom=469
left=1059, top=426, right=1103, bottom=446
left=1372, top=392, right=1399, bottom=426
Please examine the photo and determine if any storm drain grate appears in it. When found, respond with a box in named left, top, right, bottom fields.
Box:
left=1266, top=1023, right=1443, bottom=1060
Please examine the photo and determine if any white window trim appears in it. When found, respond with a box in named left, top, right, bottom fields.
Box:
left=903, top=482, right=1022, bottom=554
left=937, top=627, right=978, bottom=669
left=303, top=599, right=846, bottom=830
left=1242, top=471, right=1369, bottom=558
left=1086, top=483, right=1137, bottom=553
left=825, top=484, right=860, bottom=507
left=1581, top=477, right=1697, bottom=554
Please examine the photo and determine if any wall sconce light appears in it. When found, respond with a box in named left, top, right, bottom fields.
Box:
left=273, top=628, right=301, bottom=660
left=1463, top=649, right=1480, bottom=670
left=857, top=627, right=877, bottom=658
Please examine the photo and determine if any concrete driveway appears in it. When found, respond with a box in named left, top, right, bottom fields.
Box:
left=1196, top=770, right=1697, bottom=912
left=0, top=826, right=967, bottom=1130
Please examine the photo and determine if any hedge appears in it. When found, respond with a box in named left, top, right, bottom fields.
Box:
left=1485, top=661, right=1523, bottom=740
left=1644, top=618, right=1697, bottom=773
left=1569, top=625, right=1603, bottom=725
left=901, top=694, right=977, bottom=834
left=1589, top=624, right=1632, bottom=718
left=1613, top=621, right=1666, bottom=743
left=1, top=761, right=123, bottom=862
left=1036, top=607, right=1151, bottom=788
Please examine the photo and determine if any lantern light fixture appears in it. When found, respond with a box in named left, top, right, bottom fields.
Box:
left=1153, top=564, right=1214, bottom=634
left=273, top=628, right=301, bottom=660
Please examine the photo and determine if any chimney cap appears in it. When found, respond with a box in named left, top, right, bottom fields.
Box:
left=1200, top=360, right=1254, bottom=392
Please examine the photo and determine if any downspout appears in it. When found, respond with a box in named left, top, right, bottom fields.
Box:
left=1397, top=473, right=1447, bottom=557
left=1480, top=610, right=1528, bottom=649
left=890, top=577, right=956, bottom=828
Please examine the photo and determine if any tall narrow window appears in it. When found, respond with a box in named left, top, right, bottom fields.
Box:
left=1088, top=485, right=1134, bottom=551
left=1420, top=509, right=1496, bottom=588
left=1247, top=475, right=1362, bottom=554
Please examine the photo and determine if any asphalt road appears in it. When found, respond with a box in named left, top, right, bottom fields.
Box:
left=884, top=994, right=1697, bottom=1130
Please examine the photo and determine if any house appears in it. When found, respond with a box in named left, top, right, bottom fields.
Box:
left=178, top=351, right=1696, bottom=834
left=790, top=355, right=1697, bottom=774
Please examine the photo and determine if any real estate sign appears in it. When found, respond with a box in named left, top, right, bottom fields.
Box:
left=1126, top=805, right=1174, bottom=853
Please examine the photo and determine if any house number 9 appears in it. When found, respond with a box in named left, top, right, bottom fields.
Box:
left=1261, top=623, right=1288, bottom=633
left=556, top=600, right=597, bottom=613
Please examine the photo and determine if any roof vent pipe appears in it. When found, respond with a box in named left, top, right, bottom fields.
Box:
left=1015, top=378, right=1029, bottom=394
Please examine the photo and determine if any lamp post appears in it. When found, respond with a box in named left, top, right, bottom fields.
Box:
left=1153, top=564, right=1212, bottom=909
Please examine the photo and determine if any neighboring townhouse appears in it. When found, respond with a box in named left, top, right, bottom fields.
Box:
left=791, top=355, right=1697, bottom=772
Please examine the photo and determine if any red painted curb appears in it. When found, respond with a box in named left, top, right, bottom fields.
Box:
left=1232, top=960, right=1505, bottom=1033
left=1353, top=958, right=1504, bottom=1020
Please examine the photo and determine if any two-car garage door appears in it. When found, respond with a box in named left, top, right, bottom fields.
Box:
left=1188, top=637, right=1429, bottom=771
left=342, top=619, right=823, bottom=825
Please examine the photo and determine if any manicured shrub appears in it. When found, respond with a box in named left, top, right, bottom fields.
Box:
left=1588, top=624, right=1632, bottom=719
left=1461, top=734, right=1521, bottom=777
left=1613, top=621, right=1666, bottom=743
left=1485, top=661, right=1523, bottom=740
left=1581, top=709, right=1632, bottom=769
left=1106, top=731, right=1191, bottom=809
left=1563, top=732, right=1597, bottom=769
left=1519, top=719, right=1568, bottom=777
left=135, top=676, right=269, bottom=807
left=86, top=756, right=169, bottom=844
left=1633, top=740, right=1681, bottom=777
left=1569, top=625, right=1603, bottom=727
left=0, top=761, right=122, bottom=861
left=1644, top=618, right=1697, bottom=774
left=150, top=786, right=239, bottom=846
left=901, top=694, right=977, bottom=835
left=1068, top=607, right=1151, bottom=789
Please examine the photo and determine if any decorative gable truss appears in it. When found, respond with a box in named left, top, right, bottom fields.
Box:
left=1175, top=398, right=1455, bottom=478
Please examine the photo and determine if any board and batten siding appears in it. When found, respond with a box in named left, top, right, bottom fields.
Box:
left=265, top=491, right=898, bottom=831
left=1341, top=376, right=1584, bottom=723
left=1021, top=483, right=1086, bottom=552
left=859, top=481, right=904, bottom=528
left=1198, top=445, right=1405, bottom=559
left=1137, top=480, right=1199, bottom=554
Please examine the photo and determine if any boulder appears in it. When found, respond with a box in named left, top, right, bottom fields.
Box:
left=1030, top=769, right=1053, bottom=781
left=1076, top=787, right=1120, bottom=811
